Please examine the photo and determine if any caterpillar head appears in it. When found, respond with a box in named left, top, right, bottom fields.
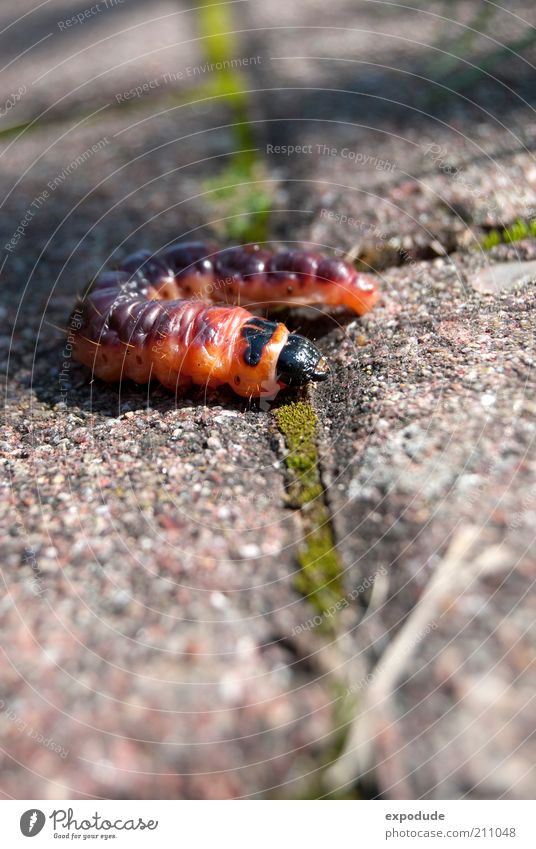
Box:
left=230, top=318, right=329, bottom=398
left=275, top=332, right=330, bottom=388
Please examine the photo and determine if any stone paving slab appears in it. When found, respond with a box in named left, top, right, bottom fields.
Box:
left=315, top=244, right=536, bottom=798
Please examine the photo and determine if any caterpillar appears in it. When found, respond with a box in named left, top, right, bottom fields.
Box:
left=70, top=242, right=379, bottom=399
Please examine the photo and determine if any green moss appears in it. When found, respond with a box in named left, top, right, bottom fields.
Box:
left=197, top=0, right=238, bottom=67
left=202, top=159, right=273, bottom=245
left=482, top=218, right=536, bottom=250
left=295, top=516, right=344, bottom=614
left=275, top=401, right=322, bottom=506
left=482, top=229, right=502, bottom=251
left=194, top=0, right=273, bottom=244
left=275, top=400, right=318, bottom=447
left=275, top=401, right=344, bottom=621
left=503, top=218, right=536, bottom=243
left=195, top=0, right=254, bottom=136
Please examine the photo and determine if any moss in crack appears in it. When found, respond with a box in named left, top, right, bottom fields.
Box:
left=275, top=401, right=322, bottom=507
left=482, top=218, right=536, bottom=250
left=275, top=400, right=344, bottom=620
left=202, top=159, right=273, bottom=244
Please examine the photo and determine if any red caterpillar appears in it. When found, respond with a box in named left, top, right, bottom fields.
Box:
left=71, top=243, right=379, bottom=399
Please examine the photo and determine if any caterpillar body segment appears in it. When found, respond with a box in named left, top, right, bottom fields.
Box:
left=120, top=242, right=379, bottom=315
left=72, top=271, right=329, bottom=399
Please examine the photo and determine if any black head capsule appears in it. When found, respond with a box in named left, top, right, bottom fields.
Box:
left=276, top=332, right=330, bottom=387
